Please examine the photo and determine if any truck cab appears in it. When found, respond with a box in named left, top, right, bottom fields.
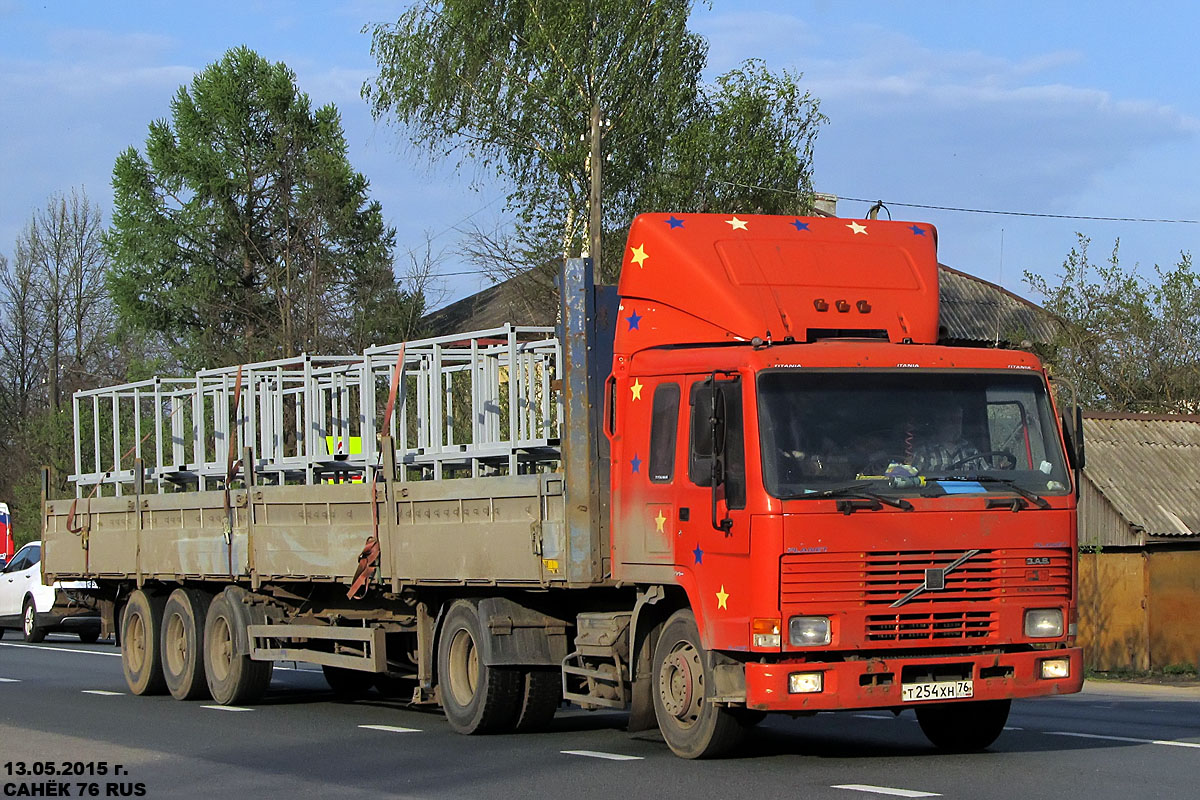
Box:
left=605, top=214, right=1083, bottom=756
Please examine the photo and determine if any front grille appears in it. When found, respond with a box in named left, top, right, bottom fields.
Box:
left=781, top=548, right=1070, bottom=607
left=865, top=610, right=996, bottom=642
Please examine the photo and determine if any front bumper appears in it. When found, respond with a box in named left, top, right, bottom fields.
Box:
left=745, top=647, right=1083, bottom=711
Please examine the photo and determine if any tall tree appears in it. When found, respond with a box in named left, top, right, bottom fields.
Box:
left=365, top=1, right=823, bottom=283
left=1026, top=234, right=1200, bottom=413
left=0, top=189, right=118, bottom=544
left=108, top=46, right=417, bottom=368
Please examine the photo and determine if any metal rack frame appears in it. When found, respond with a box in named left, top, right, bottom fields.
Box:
left=70, top=325, right=563, bottom=496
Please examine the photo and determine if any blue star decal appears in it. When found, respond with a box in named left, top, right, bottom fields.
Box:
left=692, top=544, right=703, bottom=564
left=791, top=219, right=810, bottom=232
left=665, top=216, right=684, bottom=229
left=626, top=309, right=642, bottom=331
left=630, top=453, right=641, bottom=474
left=909, top=224, right=925, bottom=236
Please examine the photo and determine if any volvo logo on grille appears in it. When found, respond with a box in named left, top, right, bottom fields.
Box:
left=891, top=549, right=982, bottom=608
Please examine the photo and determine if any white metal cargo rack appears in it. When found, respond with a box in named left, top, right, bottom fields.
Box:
left=70, top=325, right=563, bottom=496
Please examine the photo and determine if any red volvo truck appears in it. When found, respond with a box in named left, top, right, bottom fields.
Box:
left=44, top=213, right=1083, bottom=759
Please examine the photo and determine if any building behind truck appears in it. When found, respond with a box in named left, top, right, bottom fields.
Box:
left=43, top=214, right=1084, bottom=758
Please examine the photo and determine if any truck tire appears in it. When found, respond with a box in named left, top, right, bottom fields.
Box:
left=916, top=698, right=1011, bottom=752
left=323, top=665, right=376, bottom=700
left=78, top=629, right=101, bottom=644
left=513, top=667, right=561, bottom=732
left=437, top=600, right=521, bottom=734
left=22, top=598, right=46, bottom=643
left=161, top=588, right=212, bottom=701
left=203, top=591, right=272, bottom=706
left=651, top=609, right=745, bottom=759
left=121, top=590, right=167, bottom=695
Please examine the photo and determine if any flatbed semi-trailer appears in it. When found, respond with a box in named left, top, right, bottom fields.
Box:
left=44, top=214, right=1084, bottom=758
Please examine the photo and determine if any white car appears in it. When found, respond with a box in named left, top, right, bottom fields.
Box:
left=0, top=541, right=101, bottom=643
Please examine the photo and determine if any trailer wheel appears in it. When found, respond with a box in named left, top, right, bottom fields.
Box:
left=652, top=609, right=744, bottom=759
left=916, top=698, right=1011, bottom=752
left=513, top=668, right=561, bottom=733
left=121, top=590, right=167, bottom=695
left=22, top=598, right=46, bottom=643
left=437, top=600, right=520, bottom=734
left=161, top=588, right=212, bottom=701
left=323, top=665, right=376, bottom=700
left=203, top=592, right=272, bottom=706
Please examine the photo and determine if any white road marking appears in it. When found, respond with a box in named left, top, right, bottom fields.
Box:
left=561, top=750, right=644, bottom=761
left=202, top=705, right=254, bottom=712
left=0, top=642, right=120, bottom=657
left=1046, top=731, right=1200, bottom=749
left=833, top=785, right=941, bottom=798
left=854, top=713, right=895, bottom=720
left=0, top=677, right=21, bottom=682
left=359, top=724, right=422, bottom=733
left=81, top=690, right=124, bottom=696
left=1004, top=726, right=1024, bottom=731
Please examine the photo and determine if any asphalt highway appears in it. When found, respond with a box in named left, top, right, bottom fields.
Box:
left=2, top=634, right=1198, bottom=800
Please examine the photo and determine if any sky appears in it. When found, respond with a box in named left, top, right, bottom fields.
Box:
left=2, top=0, right=1199, bottom=312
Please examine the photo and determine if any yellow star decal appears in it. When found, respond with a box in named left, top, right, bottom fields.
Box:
left=725, top=216, right=748, bottom=230
left=630, top=378, right=643, bottom=400
left=654, top=510, right=667, bottom=532
left=846, top=221, right=868, bottom=235
left=630, top=243, right=649, bottom=267
left=716, top=585, right=729, bottom=610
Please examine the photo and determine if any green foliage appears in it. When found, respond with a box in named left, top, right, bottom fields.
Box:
left=635, top=59, right=824, bottom=217
left=365, top=2, right=823, bottom=282
left=108, top=46, right=415, bottom=368
left=1026, top=234, right=1200, bottom=413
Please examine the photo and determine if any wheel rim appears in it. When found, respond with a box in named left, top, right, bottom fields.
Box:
left=23, top=605, right=34, bottom=637
left=209, top=615, right=233, bottom=682
left=658, top=638, right=704, bottom=729
left=127, top=612, right=147, bottom=671
left=446, top=627, right=478, bottom=707
left=165, top=613, right=187, bottom=675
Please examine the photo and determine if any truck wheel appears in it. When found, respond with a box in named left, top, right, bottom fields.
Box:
left=78, top=629, right=101, bottom=644
left=916, top=698, right=1011, bottom=752
left=513, top=668, right=561, bottom=732
left=323, top=665, right=376, bottom=700
left=437, top=600, right=520, bottom=734
left=652, top=609, right=744, bottom=759
left=22, top=598, right=46, bottom=643
left=161, top=588, right=211, bottom=701
left=203, top=592, right=272, bottom=706
left=121, top=590, right=167, bottom=694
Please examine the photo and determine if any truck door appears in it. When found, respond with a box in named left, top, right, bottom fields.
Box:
left=677, top=375, right=750, bottom=562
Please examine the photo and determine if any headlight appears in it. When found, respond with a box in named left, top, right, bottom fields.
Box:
left=1024, top=608, right=1064, bottom=638
left=788, top=672, right=824, bottom=693
left=1040, top=658, right=1071, bottom=679
left=788, top=615, right=831, bottom=646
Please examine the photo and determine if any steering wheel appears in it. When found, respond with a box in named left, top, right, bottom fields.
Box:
left=947, top=450, right=1018, bottom=470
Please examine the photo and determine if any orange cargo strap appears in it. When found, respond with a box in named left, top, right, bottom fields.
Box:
left=223, top=366, right=245, bottom=576
left=66, top=395, right=187, bottom=537
left=347, top=535, right=381, bottom=600
left=347, top=344, right=406, bottom=600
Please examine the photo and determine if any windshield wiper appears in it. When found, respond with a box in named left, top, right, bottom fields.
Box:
left=929, top=475, right=1051, bottom=509
left=801, top=483, right=914, bottom=512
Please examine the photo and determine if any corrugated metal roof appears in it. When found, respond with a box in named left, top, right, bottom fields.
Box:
left=426, top=263, right=1060, bottom=345
left=1081, top=413, right=1200, bottom=538
left=937, top=265, right=1061, bottom=346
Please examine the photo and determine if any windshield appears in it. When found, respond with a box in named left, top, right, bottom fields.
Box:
left=758, top=370, right=1071, bottom=499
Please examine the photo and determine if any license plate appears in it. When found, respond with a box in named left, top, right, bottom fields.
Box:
left=901, top=680, right=974, bottom=702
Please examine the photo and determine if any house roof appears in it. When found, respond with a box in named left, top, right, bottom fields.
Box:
left=937, top=264, right=1061, bottom=345
left=425, top=263, right=1060, bottom=346
left=1082, top=412, right=1200, bottom=538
